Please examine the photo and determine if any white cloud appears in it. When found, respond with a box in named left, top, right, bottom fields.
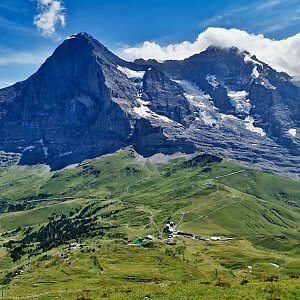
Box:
left=0, top=51, right=51, bottom=66
left=0, top=80, right=15, bottom=89
left=118, top=27, right=300, bottom=76
left=0, top=15, right=37, bottom=36
left=199, top=1, right=300, bottom=35
left=34, top=0, right=66, bottom=37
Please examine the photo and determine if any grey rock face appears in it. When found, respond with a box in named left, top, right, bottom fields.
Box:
left=142, top=68, right=191, bottom=125
left=0, top=33, right=133, bottom=169
left=0, top=33, right=299, bottom=177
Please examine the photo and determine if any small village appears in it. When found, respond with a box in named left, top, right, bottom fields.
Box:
left=136, top=220, right=234, bottom=246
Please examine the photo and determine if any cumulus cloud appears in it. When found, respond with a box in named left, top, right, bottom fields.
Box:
left=34, top=0, right=66, bottom=37
left=119, top=27, right=300, bottom=76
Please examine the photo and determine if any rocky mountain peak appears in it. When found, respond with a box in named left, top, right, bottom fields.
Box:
left=49, top=32, right=124, bottom=69
left=0, top=33, right=299, bottom=177
left=65, top=32, right=92, bottom=40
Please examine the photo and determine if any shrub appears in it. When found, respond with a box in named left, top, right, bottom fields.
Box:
left=215, top=279, right=231, bottom=287
left=241, top=279, right=249, bottom=285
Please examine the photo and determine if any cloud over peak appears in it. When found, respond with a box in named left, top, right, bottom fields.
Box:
left=34, top=0, right=66, bottom=37
left=119, top=27, right=300, bottom=76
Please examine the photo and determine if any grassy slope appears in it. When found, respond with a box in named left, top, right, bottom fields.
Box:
left=0, top=148, right=299, bottom=299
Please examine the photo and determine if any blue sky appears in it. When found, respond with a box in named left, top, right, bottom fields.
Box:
left=0, top=0, right=300, bottom=87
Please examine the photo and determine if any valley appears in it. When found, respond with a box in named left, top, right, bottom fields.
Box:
left=0, top=148, right=299, bottom=299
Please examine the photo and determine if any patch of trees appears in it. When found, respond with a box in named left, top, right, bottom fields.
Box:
left=99, top=207, right=129, bottom=219
left=78, top=165, right=101, bottom=177
left=0, top=271, right=15, bottom=285
left=0, top=200, right=36, bottom=213
left=78, top=202, right=114, bottom=219
left=123, top=166, right=142, bottom=174
left=4, top=206, right=122, bottom=261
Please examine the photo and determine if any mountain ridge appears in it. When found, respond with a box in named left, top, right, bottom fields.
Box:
left=0, top=32, right=299, bottom=177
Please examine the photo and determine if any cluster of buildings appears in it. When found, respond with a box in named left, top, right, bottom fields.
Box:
left=163, top=220, right=233, bottom=243
left=132, top=220, right=233, bottom=246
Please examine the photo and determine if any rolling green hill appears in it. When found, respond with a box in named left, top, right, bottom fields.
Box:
left=0, top=148, right=299, bottom=299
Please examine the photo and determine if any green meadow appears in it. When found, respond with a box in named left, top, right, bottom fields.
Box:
left=0, top=148, right=299, bottom=299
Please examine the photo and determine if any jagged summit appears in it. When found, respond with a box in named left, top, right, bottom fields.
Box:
left=65, top=32, right=90, bottom=40
left=52, top=31, right=127, bottom=68
left=0, top=33, right=299, bottom=177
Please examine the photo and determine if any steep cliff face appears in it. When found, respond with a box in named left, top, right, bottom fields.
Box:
left=135, top=46, right=300, bottom=167
left=0, top=33, right=299, bottom=177
left=0, top=33, right=133, bottom=168
left=139, top=46, right=299, bottom=147
left=0, top=33, right=194, bottom=169
left=141, top=68, right=191, bottom=125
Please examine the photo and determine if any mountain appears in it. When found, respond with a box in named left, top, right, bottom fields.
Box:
left=0, top=32, right=299, bottom=177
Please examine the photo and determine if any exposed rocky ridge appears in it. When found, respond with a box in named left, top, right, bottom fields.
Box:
left=0, top=32, right=299, bottom=177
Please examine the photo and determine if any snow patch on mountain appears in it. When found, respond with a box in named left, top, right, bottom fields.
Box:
left=43, top=147, right=48, bottom=157
left=220, top=114, right=240, bottom=122
left=65, top=33, right=85, bottom=40
left=260, top=78, right=276, bottom=90
left=251, top=70, right=276, bottom=89
left=59, top=151, right=73, bottom=157
left=137, top=98, right=150, bottom=106
left=251, top=66, right=259, bottom=79
left=133, top=98, right=173, bottom=123
left=173, top=80, right=197, bottom=95
left=227, top=90, right=251, bottom=114
left=244, top=54, right=263, bottom=67
left=206, top=75, right=219, bottom=89
left=220, top=113, right=266, bottom=137
left=117, top=66, right=145, bottom=79
left=22, top=145, right=36, bottom=152
left=36, top=139, right=48, bottom=157
left=174, top=80, right=219, bottom=126
left=66, top=35, right=76, bottom=40
left=288, top=128, right=297, bottom=137
left=244, top=117, right=266, bottom=137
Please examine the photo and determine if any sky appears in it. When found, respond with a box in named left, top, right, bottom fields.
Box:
left=0, top=0, right=300, bottom=88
